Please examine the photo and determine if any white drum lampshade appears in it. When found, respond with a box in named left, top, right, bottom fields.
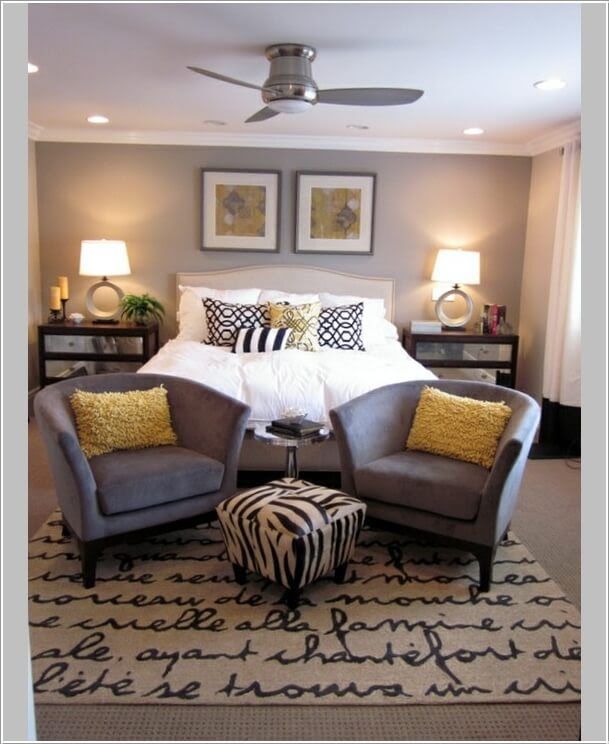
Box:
left=79, top=239, right=131, bottom=322
left=431, top=249, right=480, bottom=328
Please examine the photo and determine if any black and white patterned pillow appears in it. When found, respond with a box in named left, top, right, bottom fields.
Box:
left=318, top=302, right=365, bottom=350
left=233, top=326, right=292, bottom=354
left=203, top=298, right=269, bottom=347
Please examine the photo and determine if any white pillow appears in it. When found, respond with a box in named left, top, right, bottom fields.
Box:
left=258, top=289, right=320, bottom=305
left=177, top=286, right=261, bottom=342
left=319, top=292, right=389, bottom=348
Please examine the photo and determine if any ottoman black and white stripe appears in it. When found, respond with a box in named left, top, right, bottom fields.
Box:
left=217, top=478, right=366, bottom=604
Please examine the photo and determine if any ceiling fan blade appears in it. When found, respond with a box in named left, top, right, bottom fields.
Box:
left=245, top=107, right=280, bottom=123
left=187, top=65, right=263, bottom=92
left=317, top=88, right=424, bottom=106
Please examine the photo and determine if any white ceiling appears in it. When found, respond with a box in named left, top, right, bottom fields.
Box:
left=28, top=3, right=581, bottom=152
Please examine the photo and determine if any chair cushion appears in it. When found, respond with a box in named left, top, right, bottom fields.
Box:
left=354, top=450, right=488, bottom=521
left=90, top=446, right=224, bottom=516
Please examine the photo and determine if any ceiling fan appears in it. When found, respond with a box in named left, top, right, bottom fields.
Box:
left=188, top=43, right=424, bottom=123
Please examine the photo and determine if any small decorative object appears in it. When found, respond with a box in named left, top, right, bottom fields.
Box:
left=431, top=248, right=480, bottom=329
left=58, top=276, right=69, bottom=320
left=79, top=239, right=131, bottom=324
left=120, top=293, right=165, bottom=325
left=410, top=320, right=442, bottom=333
left=48, top=286, right=63, bottom=323
left=69, top=312, right=85, bottom=324
left=482, top=304, right=509, bottom=335
left=201, top=169, right=281, bottom=252
left=295, top=171, right=376, bottom=255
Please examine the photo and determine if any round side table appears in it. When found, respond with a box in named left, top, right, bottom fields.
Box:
left=252, top=424, right=330, bottom=479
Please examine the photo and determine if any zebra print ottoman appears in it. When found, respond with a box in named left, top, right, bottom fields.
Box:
left=217, top=478, right=366, bottom=609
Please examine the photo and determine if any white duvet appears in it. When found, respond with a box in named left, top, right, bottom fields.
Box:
left=139, top=339, right=435, bottom=423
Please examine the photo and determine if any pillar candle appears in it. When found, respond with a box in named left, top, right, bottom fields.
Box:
left=50, top=286, right=61, bottom=310
left=58, top=276, right=69, bottom=300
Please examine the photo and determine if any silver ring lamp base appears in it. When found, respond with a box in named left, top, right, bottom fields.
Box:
left=434, top=287, right=473, bottom=329
left=85, top=279, right=124, bottom=323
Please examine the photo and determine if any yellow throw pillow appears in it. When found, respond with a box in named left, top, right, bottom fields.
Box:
left=406, top=386, right=512, bottom=469
left=268, top=301, right=321, bottom=352
left=70, top=386, right=177, bottom=458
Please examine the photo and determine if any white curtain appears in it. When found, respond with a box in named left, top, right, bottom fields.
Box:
left=542, top=140, right=581, bottom=407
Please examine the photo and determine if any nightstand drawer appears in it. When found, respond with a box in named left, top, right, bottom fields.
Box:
left=43, top=335, right=144, bottom=355
left=415, top=341, right=513, bottom=363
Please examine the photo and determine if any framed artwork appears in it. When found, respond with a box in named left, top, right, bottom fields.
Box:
left=201, top=169, right=281, bottom=252
left=295, top=172, right=376, bottom=255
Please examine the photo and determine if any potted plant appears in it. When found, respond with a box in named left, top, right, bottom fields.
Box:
left=120, top=293, right=165, bottom=325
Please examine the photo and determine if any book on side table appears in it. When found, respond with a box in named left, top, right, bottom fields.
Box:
left=266, top=417, right=325, bottom=438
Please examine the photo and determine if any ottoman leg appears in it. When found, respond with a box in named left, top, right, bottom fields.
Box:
left=334, top=562, right=348, bottom=584
left=232, top=563, right=247, bottom=585
left=285, top=588, right=300, bottom=610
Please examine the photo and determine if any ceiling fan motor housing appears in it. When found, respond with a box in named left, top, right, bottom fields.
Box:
left=263, top=43, right=318, bottom=110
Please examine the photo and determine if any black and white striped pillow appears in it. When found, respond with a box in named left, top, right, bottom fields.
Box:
left=233, top=326, right=292, bottom=354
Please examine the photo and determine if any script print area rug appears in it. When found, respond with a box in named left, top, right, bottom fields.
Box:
left=29, top=512, right=580, bottom=706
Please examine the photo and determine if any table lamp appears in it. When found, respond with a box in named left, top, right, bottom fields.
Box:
left=431, top=248, right=480, bottom=328
left=79, top=239, right=131, bottom=324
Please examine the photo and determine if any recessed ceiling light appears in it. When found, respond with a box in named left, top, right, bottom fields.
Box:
left=534, top=78, right=567, bottom=91
left=204, top=120, right=227, bottom=126
left=87, top=115, right=109, bottom=125
left=28, top=63, right=39, bottom=74
left=463, top=127, right=484, bottom=136
left=347, top=124, right=369, bottom=130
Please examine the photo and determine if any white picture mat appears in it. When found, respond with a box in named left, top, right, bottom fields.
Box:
left=202, top=171, right=279, bottom=251
left=296, top=174, right=375, bottom=254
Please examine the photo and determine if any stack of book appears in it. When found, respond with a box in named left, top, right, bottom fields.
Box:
left=266, top=417, right=325, bottom=438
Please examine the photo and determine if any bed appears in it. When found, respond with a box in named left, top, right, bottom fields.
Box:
left=139, top=265, right=435, bottom=471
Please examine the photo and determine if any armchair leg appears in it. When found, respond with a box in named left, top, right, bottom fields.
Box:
left=79, top=541, right=99, bottom=589
left=476, top=545, right=497, bottom=593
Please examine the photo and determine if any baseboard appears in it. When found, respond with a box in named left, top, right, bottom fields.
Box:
left=28, top=386, right=40, bottom=419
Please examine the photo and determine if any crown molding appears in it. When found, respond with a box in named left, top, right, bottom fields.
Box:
left=526, top=119, right=581, bottom=156
left=28, top=121, right=44, bottom=140
left=28, top=119, right=581, bottom=157
left=29, top=124, right=529, bottom=156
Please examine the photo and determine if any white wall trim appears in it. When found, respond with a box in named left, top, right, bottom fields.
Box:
left=28, top=119, right=581, bottom=157
left=28, top=121, right=44, bottom=140
left=526, top=120, right=581, bottom=156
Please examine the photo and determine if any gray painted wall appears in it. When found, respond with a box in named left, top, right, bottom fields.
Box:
left=517, top=147, right=562, bottom=402
left=35, top=142, right=532, bottom=340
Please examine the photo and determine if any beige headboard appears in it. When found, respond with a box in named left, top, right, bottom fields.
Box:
left=176, top=265, right=396, bottom=321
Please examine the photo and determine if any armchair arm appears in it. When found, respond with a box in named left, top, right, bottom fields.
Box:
left=34, top=392, right=101, bottom=538
left=167, top=380, right=250, bottom=494
left=478, top=396, right=540, bottom=542
left=330, top=383, right=419, bottom=495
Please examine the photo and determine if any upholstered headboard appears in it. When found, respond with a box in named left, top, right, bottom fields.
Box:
left=176, top=265, right=396, bottom=321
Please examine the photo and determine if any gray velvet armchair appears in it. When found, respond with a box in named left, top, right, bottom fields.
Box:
left=330, top=380, right=540, bottom=591
left=34, top=373, right=251, bottom=587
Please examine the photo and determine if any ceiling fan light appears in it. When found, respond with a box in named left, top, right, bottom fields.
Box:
left=267, top=98, right=312, bottom=114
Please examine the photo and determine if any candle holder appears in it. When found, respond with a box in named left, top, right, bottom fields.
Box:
left=61, top=298, right=69, bottom=321
left=48, top=308, right=63, bottom=323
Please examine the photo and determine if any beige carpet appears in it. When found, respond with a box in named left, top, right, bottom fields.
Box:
left=30, top=513, right=580, bottom=707
left=28, top=421, right=581, bottom=739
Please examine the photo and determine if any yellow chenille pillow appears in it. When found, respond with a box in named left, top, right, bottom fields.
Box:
left=406, top=386, right=512, bottom=469
left=70, top=386, right=177, bottom=458
left=268, top=301, right=321, bottom=352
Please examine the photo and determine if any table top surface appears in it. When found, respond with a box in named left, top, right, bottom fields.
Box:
left=252, top=423, right=331, bottom=448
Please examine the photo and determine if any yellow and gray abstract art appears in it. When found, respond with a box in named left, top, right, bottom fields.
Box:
left=216, top=185, right=267, bottom=237
left=310, top=187, right=362, bottom=240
